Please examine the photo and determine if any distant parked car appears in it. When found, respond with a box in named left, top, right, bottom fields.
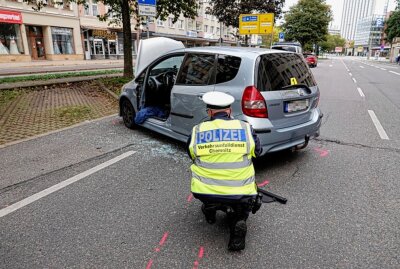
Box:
left=119, top=37, right=322, bottom=155
left=271, top=42, right=303, bottom=54
left=303, top=53, right=318, bottom=68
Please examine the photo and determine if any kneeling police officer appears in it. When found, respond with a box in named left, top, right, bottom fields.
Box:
left=187, top=91, right=262, bottom=251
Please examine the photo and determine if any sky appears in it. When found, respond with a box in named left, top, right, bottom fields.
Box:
left=282, top=0, right=398, bottom=29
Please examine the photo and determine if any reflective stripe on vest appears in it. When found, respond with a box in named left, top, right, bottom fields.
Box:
left=192, top=173, right=255, bottom=187
left=194, top=155, right=251, bottom=169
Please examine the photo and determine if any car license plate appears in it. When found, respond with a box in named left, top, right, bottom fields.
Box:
left=284, top=99, right=309, bottom=113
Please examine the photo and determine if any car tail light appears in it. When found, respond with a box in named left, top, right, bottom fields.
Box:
left=241, top=86, right=268, bottom=118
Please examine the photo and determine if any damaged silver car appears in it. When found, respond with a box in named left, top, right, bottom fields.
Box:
left=119, top=37, right=322, bottom=155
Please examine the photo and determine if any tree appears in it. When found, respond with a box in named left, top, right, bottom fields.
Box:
left=23, top=0, right=198, bottom=78
left=261, top=26, right=282, bottom=47
left=384, top=10, right=400, bottom=44
left=207, top=0, right=285, bottom=45
left=319, top=34, right=346, bottom=52
left=282, top=0, right=332, bottom=48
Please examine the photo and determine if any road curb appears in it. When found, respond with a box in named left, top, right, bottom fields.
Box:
left=0, top=74, right=123, bottom=90
left=96, top=80, right=119, bottom=100
left=0, top=114, right=118, bottom=150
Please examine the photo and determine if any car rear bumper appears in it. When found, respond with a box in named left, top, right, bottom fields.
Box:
left=255, top=109, right=323, bottom=155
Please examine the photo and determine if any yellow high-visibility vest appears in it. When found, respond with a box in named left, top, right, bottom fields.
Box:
left=189, top=119, right=257, bottom=197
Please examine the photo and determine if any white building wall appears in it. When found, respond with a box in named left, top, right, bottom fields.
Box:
left=340, top=0, right=376, bottom=40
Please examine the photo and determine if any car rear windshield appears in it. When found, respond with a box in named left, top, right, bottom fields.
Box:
left=256, top=53, right=317, bottom=92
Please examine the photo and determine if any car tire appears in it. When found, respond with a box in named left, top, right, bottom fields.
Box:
left=121, top=98, right=136, bottom=129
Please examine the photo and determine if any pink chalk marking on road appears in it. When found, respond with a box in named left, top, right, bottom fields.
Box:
left=192, top=246, right=205, bottom=269
left=153, top=232, right=169, bottom=252
left=314, top=147, right=329, bottom=157
left=257, top=180, right=270, bottom=187
left=145, top=259, right=153, bottom=269
left=198, top=246, right=204, bottom=259
left=187, top=193, right=194, bottom=202
left=158, top=232, right=169, bottom=247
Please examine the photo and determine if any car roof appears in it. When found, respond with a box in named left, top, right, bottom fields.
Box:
left=172, top=46, right=294, bottom=59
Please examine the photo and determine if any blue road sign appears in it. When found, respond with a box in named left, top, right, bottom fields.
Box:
left=279, top=32, right=285, bottom=39
left=138, top=0, right=156, bottom=5
left=376, top=18, right=384, bottom=27
left=242, top=16, right=258, bottom=22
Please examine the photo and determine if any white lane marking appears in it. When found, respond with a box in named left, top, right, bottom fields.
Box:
left=352, top=78, right=357, bottom=83
left=357, top=87, right=365, bottom=97
left=329, top=65, right=333, bottom=67
left=360, top=66, right=364, bottom=68
left=341, top=60, right=350, bottom=72
left=389, top=71, right=400, bottom=76
left=380, top=68, right=386, bottom=71
left=0, top=151, right=136, bottom=218
left=349, top=73, right=353, bottom=76
left=368, top=110, right=389, bottom=140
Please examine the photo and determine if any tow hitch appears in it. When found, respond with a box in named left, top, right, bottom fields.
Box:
left=294, top=135, right=310, bottom=150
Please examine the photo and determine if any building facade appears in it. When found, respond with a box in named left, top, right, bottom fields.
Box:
left=340, top=0, right=376, bottom=41
left=0, top=0, right=83, bottom=63
left=0, top=0, right=240, bottom=63
left=148, top=1, right=237, bottom=47
left=354, top=14, right=386, bottom=56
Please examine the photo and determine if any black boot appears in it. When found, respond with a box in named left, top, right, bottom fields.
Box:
left=228, top=220, right=247, bottom=251
left=201, top=204, right=216, bottom=224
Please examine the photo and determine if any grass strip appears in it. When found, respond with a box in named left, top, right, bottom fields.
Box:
left=0, top=69, right=123, bottom=84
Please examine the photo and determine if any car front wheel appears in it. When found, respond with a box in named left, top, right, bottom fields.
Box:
left=121, top=99, right=136, bottom=129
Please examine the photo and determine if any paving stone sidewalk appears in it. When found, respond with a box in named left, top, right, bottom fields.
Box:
left=0, top=80, right=119, bottom=146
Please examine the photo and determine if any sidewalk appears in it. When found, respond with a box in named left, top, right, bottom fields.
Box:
left=0, top=59, right=124, bottom=69
left=0, top=59, right=133, bottom=76
left=0, top=78, right=119, bottom=146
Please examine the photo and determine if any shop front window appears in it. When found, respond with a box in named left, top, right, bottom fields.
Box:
left=0, top=23, right=24, bottom=55
left=91, top=39, right=104, bottom=55
left=52, top=27, right=74, bottom=54
left=108, top=40, right=116, bottom=55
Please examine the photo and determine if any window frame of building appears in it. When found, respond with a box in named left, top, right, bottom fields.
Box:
left=177, top=19, right=184, bottom=29
left=0, top=22, right=24, bottom=55
left=204, top=25, right=208, bottom=33
left=168, top=18, right=174, bottom=28
left=157, top=19, right=164, bottom=27
left=51, top=27, right=75, bottom=55
left=92, top=0, right=98, bottom=16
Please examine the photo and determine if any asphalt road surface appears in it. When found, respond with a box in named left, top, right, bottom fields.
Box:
left=0, top=57, right=399, bottom=268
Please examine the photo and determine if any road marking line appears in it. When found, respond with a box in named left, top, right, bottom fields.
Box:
left=360, top=66, right=364, bottom=68
left=329, top=64, right=333, bottom=67
left=349, top=72, right=353, bottom=76
left=380, top=68, right=386, bottom=71
left=0, top=151, right=136, bottom=218
left=352, top=77, right=357, bottom=83
left=368, top=110, right=389, bottom=140
left=357, top=87, right=365, bottom=97
left=389, top=71, right=400, bottom=75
